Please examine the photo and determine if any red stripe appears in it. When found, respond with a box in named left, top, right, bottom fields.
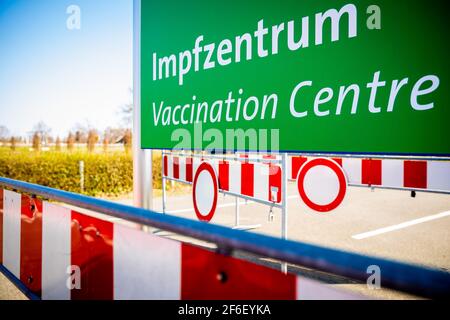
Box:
left=0, top=189, right=3, bottom=265
left=163, top=156, right=168, bottom=177
left=173, top=156, right=180, bottom=179
left=361, top=159, right=371, bottom=184
left=20, top=195, right=43, bottom=296
left=291, top=156, right=307, bottom=179
left=218, top=161, right=229, bottom=191
left=71, top=211, right=114, bottom=300
left=361, top=159, right=382, bottom=185
left=404, top=161, right=427, bottom=189
left=332, top=158, right=343, bottom=166
left=186, top=157, right=193, bottom=182
left=268, top=164, right=282, bottom=203
left=241, top=162, right=254, bottom=197
left=180, top=244, right=296, bottom=299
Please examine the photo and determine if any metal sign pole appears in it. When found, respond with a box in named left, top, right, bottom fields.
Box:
left=234, top=196, right=239, bottom=226
left=281, top=152, right=288, bottom=273
left=162, top=153, right=166, bottom=213
left=133, top=0, right=152, bottom=210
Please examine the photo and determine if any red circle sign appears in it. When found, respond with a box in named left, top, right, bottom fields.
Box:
left=192, top=162, right=218, bottom=222
left=296, top=158, right=347, bottom=212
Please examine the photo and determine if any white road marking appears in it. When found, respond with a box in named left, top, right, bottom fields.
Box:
left=167, top=194, right=300, bottom=214
left=352, top=211, right=450, bottom=240
left=168, top=201, right=245, bottom=214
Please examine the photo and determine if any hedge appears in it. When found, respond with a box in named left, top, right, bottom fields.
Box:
left=0, top=148, right=163, bottom=197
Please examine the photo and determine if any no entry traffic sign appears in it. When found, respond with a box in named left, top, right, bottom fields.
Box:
left=192, top=162, right=218, bottom=221
left=296, top=158, right=347, bottom=212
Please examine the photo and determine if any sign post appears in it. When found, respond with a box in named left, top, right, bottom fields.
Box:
left=281, top=153, right=288, bottom=273
left=133, top=0, right=152, bottom=209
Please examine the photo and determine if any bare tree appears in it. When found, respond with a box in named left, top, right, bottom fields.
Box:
left=74, top=130, right=84, bottom=143
left=123, top=129, right=132, bottom=153
left=72, top=121, right=95, bottom=144
left=55, top=136, right=62, bottom=151
left=103, top=137, right=109, bottom=152
left=32, top=132, right=41, bottom=151
left=10, top=136, right=16, bottom=151
left=67, top=132, right=75, bottom=151
left=32, top=121, right=52, bottom=145
left=102, top=130, right=110, bottom=152
left=87, top=129, right=99, bottom=152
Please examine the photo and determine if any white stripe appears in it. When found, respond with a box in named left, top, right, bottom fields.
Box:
left=352, top=211, right=450, bottom=240
left=427, top=161, right=450, bottom=191
left=342, top=158, right=362, bottom=184
left=2, top=190, right=21, bottom=278
left=179, top=157, right=186, bottom=181
left=229, top=161, right=241, bottom=194
left=211, top=159, right=220, bottom=177
left=114, top=223, right=181, bottom=299
left=41, top=202, right=71, bottom=300
left=269, top=165, right=282, bottom=202
left=193, top=157, right=201, bottom=178
left=167, top=156, right=173, bottom=178
left=254, top=163, right=269, bottom=201
left=297, top=276, right=363, bottom=300
left=381, top=159, right=403, bottom=188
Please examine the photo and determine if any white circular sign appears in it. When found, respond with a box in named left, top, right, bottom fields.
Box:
left=303, top=165, right=340, bottom=205
left=296, top=158, right=347, bottom=212
left=192, top=162, right=218, bottom=221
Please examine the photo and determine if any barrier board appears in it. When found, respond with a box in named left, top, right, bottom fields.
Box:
left=0, top=189, right=364, bottom=300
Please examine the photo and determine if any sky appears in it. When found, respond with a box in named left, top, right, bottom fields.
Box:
left=0, top=0, right=133, bottom=138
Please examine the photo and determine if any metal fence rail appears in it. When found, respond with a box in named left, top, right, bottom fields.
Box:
left=1, top=176, right=449, bottom=299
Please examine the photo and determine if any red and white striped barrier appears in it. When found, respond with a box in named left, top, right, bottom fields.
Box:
left=289, top=156, right=450, bottom=192
left=165, top=154, right=450, bottom=200
left=164, top=154, right=450, bottom=216
left=0, top=189, right=364, bottom=300
left=164, top=155, right=282, bottom=203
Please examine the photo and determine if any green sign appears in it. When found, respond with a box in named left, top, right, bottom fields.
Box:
left=141, top=0, right=449, bottom=155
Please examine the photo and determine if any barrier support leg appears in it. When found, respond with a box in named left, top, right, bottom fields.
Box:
left=153, top=154, right=167, bottom=235
left=232, top=193, right=261, bottom=231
